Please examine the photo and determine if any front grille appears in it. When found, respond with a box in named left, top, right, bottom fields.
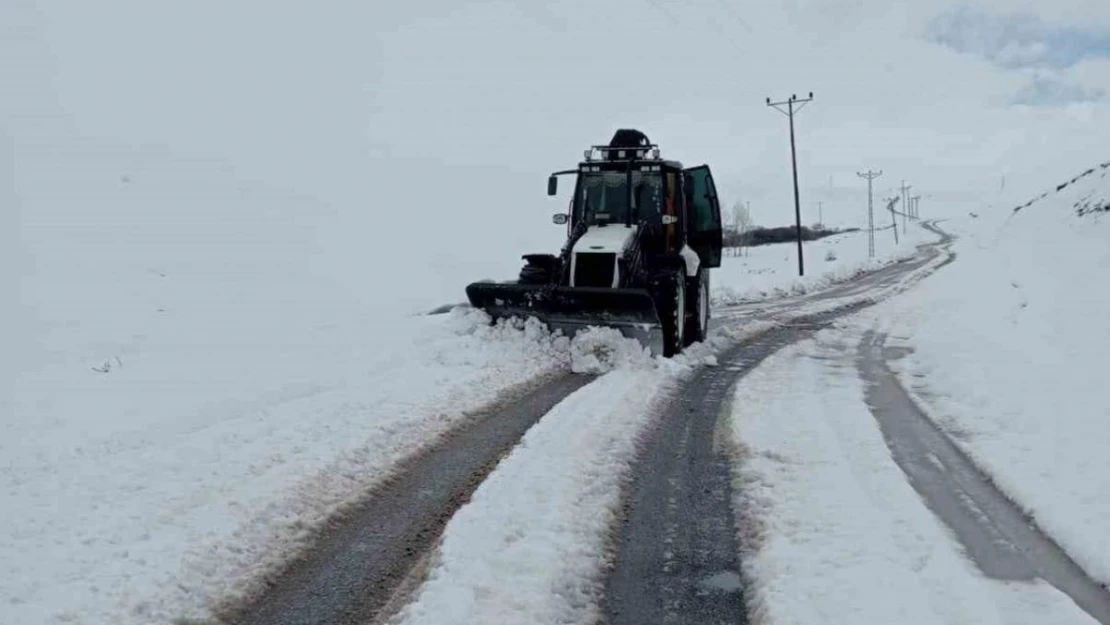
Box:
left=573, top=253, right=616, bottom=288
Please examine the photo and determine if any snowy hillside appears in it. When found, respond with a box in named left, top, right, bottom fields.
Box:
left=874, top=161, right=1110, bottom=585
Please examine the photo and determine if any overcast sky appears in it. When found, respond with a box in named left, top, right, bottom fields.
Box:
left=7, top=0, right=1110, bottom=309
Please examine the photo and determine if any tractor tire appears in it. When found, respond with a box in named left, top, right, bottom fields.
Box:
left=684, top=269, right=709, bottom=346
left=655, top=268, right=686, bottom=357
left=518, top=254, right=560, bottom=285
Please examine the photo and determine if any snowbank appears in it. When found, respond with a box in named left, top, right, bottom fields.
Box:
left=870, top=162, right=1110, bottom=586
left=712, top=223, right=932, bottom=305
left=729, top=337, right=1092, bottom=625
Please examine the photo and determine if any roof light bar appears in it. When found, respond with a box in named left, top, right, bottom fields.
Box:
left=587, top=143, right=662, bottom=161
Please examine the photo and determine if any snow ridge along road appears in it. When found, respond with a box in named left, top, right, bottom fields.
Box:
left=858, top=331, right=1110, bottom=625
left=604, top=226, right=954, bottom=625
left=604, top=309, right=864, bottom=625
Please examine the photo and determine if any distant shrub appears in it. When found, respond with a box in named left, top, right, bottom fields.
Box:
left=723, top=225, right=856, bottom=249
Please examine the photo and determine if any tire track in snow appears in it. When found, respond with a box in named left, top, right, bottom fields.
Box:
left=605, top=224, right=955, bottom=625
left=858, top=331, right=1110, bottom=625
left=219, top=373, right=593, bottom=625
left=604, top=307, right=866, bottom=625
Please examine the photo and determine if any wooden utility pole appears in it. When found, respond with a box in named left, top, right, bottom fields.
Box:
left=899, top=180, right=912, bottom=233
left=888, top=196, right=900, bottom=244
left=767, top=92, right=815, bottom=277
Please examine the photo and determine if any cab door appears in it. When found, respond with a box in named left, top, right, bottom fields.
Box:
left=683, top=165, right=723, bottom=268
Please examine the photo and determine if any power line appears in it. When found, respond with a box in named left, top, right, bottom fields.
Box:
left=710, top=0, right=753, bottom=32
left=640, top=0, right=748, bottom=57
left=767, top=92, right=815, bottom=277
left=642, top=0, right=684, bottom=28
left=703, top=14, right=748, bottom=56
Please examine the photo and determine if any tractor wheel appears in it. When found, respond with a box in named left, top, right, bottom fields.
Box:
left=684, top=269, right=709, bottom=345
left=658, top=268, right=686, bottom=357
left=518, top=254, right=560, bottom=284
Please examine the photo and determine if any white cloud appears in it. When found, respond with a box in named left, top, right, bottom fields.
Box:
left=924, top=3, right=1110, bottom=111
left=928, top=4, right=1110, bottom=70
left=1012, top=74, right=1105, bottom=106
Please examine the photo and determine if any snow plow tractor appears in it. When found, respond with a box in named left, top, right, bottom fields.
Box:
left=465, top=129, right=723, bottom=357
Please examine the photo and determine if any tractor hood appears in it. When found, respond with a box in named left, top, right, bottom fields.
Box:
left=571, top=224, right=637, bottom=255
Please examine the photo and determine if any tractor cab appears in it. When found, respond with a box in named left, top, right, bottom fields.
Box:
left=547, top=130, right=723, bottom=270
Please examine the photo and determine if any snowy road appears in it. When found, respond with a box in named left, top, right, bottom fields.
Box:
left=604, top=306, right=872, bottom=625
left=602, top=228, right=953, bottom=625
left=222, top=224, right=957, bottom=625
left=174, top=219, right=1110, bottom=625
left=858, top=331, right=1110, bottom=624
left=222, top=374, right=593, bottom=625
left=712, top=220, right=954, bottom=324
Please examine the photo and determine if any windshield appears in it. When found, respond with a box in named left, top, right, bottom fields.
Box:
left=576, top=170, right=662, bottom=226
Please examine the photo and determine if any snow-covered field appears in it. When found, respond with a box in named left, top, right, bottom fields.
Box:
left=7, top=144, right=940, bottom=625
left=728, top=336, right=1094, bottom=625
left=871, top=162, right=1110, bottom=586
left=712, top=221, right=932, bottom=305
left=6, top=300, right=578, bottom=624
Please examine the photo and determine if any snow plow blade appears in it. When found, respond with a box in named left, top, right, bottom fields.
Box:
left=465, top=282, right=665, bottom=355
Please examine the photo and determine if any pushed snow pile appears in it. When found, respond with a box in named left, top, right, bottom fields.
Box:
left=873, top=159, right=1110, bottom=586
left=444, top=306, right=573, bottom=367
left=568, top=326, right=654, bottom=374
left=566, top=324, right=756, bottom=374
left=448, top=307, right=752, bottom=376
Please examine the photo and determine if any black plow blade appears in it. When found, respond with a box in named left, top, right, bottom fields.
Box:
left=465, top=282, right=665, bottom=355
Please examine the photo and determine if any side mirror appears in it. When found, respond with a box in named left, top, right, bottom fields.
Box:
left=552, top=213, right=568, bottom=225
left=547, top=176, right=558, bottom=196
